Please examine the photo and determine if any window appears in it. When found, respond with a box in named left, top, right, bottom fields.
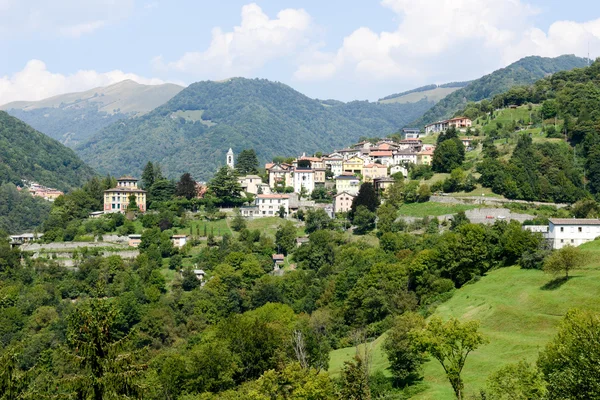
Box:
left=561, top=239, right=564, bottom=243
left=560, top=227, right=564, bottom=232
left=578, top=227, right=582, bottom=232
left=112, top=204, right=116, bottom=209
left=571, top=239, right=574, bottom=243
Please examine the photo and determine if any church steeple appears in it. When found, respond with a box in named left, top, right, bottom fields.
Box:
left=226, top=148, right=234, bottom=168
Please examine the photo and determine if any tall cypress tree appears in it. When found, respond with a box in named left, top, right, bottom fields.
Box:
left=141, top=161, right=155, bottom=189
left=235, top=149, right=259, bottom=175
left=176, top=172, right=198, bottom=200
left=350, top=182, right=379, bottom=221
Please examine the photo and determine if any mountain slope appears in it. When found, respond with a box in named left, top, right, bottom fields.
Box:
left=378, top=82, right=470, bottom=104
left=0, top=111, right=95, bottom=191
left=410, top=55, right=589, bottom=127
left=1, top=80, right=184, bottom=147
left=77, top=78, right=432, bottom=179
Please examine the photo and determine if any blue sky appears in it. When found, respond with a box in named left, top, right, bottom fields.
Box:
left=1, top=0, right=600, bottom=104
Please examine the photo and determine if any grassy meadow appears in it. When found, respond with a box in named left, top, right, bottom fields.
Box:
left=328, top=239, right=600, bottom=399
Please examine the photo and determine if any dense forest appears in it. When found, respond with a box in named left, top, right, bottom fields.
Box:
left=0, top=183, right=51, bottom=234
left=76, top=78, right=432, bottom=180
left=410, top=55, right=588, bottom=127
left=0, top=111, right=95, bottom=191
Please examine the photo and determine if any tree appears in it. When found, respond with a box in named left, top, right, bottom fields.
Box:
left=176, top=172, right=197, bottom=200
left=278, top=205, right=286, bottom=218
left=305, top=209, right=332, bottom=234
left=235, top=149, right=259, bottom=175
left=485, top=361, right=547, bottom=400
left=383, top=313, right=426, bottom=386
left=350, top=183, right=379, bottom=221
left=340, top=355, right=372, bottom=400
left=412, top=317, right=487, bottom=399
left=432, top=138, right=465, bottom=173
left=538, top=309, right=600, bottom=399
left=149, top=179, right=176, bottom=203
left=376, top=203, right=398, bottom=235
left=353, top=206, right=376, bottom=235
left=231, top=210, right=247, bottom=232
left=417, top=183, right=431, bottom=202
left=208, top=167, right=243, bottom=206
left=64, top=298, right=146, bottom=399
left=275, top=221, right=296, bottom=255
left=141, top=161, right=155, bottom=189
left=126, top=194, right=138, bottom=213
left=450, top=211, right=469, bottom=231
left=543, top=245, right=585, bottom=279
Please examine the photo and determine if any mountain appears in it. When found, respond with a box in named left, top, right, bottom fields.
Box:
left=410, top=55, right=589, bottom=128
left=0, top=111, right=95, bottom=191
left=378, top=81, right=470, bottom=105
left=77, top=78, right=433, bottom=180
left=1, top=80, right=184, bottom=148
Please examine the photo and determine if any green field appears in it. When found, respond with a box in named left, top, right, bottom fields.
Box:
left=397, top=202, right=479, bottom=217
left=328, top=240, right=600, bottom=399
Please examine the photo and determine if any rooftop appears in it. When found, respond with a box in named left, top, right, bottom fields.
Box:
left=117, top=175, right=138, bottom=181
left=257, top=194, right=290, bottom=199
left=104, top=187, right=146, bottom=193
left=334, top=191, right=357, bottom=197
left=335, top=175, right=359, bottom=180
left=549, top=218, right=600, bottom=225
left=370, top=151, right=393, bottom=157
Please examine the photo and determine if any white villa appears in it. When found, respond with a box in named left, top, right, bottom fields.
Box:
left=547, top=218, right=600, bottom=249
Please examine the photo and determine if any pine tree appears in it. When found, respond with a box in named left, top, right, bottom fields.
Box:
left=141, top=161, right=155, bottom=189
left=235, top=149, right=259, bottom=174
left=350, top=183, right=379, bottom=221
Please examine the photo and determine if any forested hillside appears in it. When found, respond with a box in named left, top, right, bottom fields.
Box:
left=0, top=183, right=51, bottom=234
left=2, top=80, right=184, bottom=147
left=378, top=81, right=469, bottom=104
left=410, top=55, right=588, bottom=127
left=0, top=111, right=95, bottom=191
left=77, top=78, right=432, bottom=179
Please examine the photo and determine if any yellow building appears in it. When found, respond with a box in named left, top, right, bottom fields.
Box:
left=417, top=147, right=434, bottom=166
left=103, top=176, right=147, bottom=213
left=335, top=175, right=360, bottom=195
left=342, top=156, right=365, bottom=175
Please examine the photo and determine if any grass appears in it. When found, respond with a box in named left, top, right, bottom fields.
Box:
left=397, top=202, right=479, bottom=217
left=187, top=218, right=232, bottom=237
left=245, top=217, right=305, bottom=238
left=328, top=239, right=600, bottom=399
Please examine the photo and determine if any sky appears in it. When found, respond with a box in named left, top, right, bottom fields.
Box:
left=1, top=0, right=600, bottom=104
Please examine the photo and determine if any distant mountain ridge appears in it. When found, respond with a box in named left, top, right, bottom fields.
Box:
left=0, top=111, right=95, bottom=191
left=410, top=55, right=589, bottom=128
left=1, top=80, right=184, bottom=147
left=77, top=78, right=432, bottom=180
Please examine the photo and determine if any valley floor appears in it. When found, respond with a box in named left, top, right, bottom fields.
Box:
left=329, top=240, right=600, bottom=399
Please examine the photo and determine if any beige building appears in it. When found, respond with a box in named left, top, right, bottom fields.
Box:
left=335, top=175, right=360, bottom=195
left=333, top=192, right=356, bottom=214
left=238, top=175, right=264, bottom=195
left=266, top=163, right=293, bottom=189
left=103, top=176, right=146, bottom=213
left=171, top=235, right=188, bottom=248
left=342, top=156, right=365, bottom=175
left=314, top=168, right=326, bottom=184
left=363, top=163, right=389, bottom=182
left=417, top=147, right=434, bottom=166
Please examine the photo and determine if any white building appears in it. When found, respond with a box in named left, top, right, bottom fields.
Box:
left=393, top=150, right=417, bottom=165
left=547, top=218, right=600, bottom=249
left=171, top=235, right=188, bottom=248
left=256, top=194, right=290, bottom=217
left=226, top=148, right=234, bottom=168
left=293, top=168, right=315, bottom=195
left=324, top=154, right=344, bottom=177
left=390, top=165, right=408, bottom=178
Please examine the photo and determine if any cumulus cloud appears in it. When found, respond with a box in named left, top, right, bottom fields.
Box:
left=294, top=0, right=599, bottom=83
left=0, top=60, right=168, bottom=105
left=0, top=0, right=134, bottom=38
left=153, top=3, right=314, bottom=78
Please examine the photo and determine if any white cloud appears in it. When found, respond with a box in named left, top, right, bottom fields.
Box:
left=0, top=60, right=168, bottom=105
left=154, top=3, right=314, bottom=78
left=294, top=0, right=600, bottom=83
left=0, top=0, right=134, bottom=38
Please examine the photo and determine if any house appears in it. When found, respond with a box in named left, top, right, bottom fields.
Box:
left=238, top=175, right=264, bottom=195
left=335, top=175, right=360, bottom=195
left=293, top=167, right=315, bottom=194
left=337, top=148, right=361, bottom=159
left=128, top=234, right=142, bottom=248
left=240, top=205, right=260, bottom=218
left=314, top=168, right=327, bottom=184
left=333, top=191, right=356, bottom=214
left=547, top=219, right=600, bottom=249
left=373, top=177, right=395, bottom=193
left=323, top=154, right=344, bottom=177
left=461, top=137, right=475, bottom=150
left=390, top=165, right=408, bottom=178
left=256, top=194, right=290, bottom=217
left=393, top=149, right=418, bottom=165
left=363, top=163, right=389, bottom=182
left=342, top=156, right=365, bottom=175
left=103, top=176, right=147, bottom=214
left=425, top=120, right=447, bottom=134
left=89, top=211, right=104, bottom=219
left=403, top=128, right=421, bottom=139
left=9, top=233, right=42, bottom=248
left=369, top=150, right=394, bottom=166
left=171, top=235, right=188, bottom=248
left=447, top=117, right=472, bottom=129
left=266, top=163, right=293, bottom=189
left=352, top=141, right=373, bottom=150
left=272, top=254, right=285, bottom=266
left=193, top=269, right=206, bottom=281
left=398, top=139, right=423, bottom=152
left=296, top=237, right=310, bottom=247
left=297, top=154, right=325, bottom=169
left=417, top=147, right=434, bottom=165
